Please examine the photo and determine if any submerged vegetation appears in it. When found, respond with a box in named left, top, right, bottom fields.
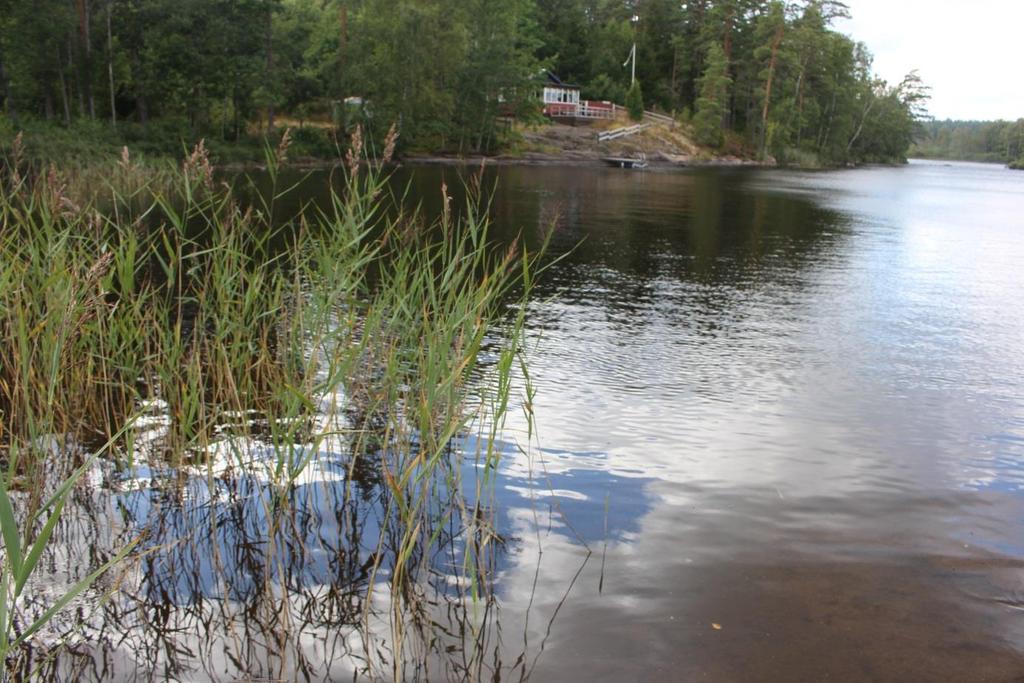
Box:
left=0, top=131, right=549, bottom=679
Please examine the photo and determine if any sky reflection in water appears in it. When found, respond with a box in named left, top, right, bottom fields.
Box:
left=26, top=160, right=1024, bottom=681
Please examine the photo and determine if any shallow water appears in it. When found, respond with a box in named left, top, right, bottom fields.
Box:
left=28, top=160, right=1024, bottom=681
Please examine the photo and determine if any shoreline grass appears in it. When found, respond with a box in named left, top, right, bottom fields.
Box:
left=0, top=128, right=546, bottom=679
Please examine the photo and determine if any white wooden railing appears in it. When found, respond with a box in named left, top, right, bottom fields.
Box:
left=578, top=102, right=616, bottom=120
left=598, top=123, right=651, bottom=142
left=643, top=110, right=675, bottom=126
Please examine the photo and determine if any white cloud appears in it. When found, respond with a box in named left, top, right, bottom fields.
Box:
left=837, top=0, right=1024, bottom=121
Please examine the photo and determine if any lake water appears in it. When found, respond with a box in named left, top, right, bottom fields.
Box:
left=462, top=160, right=1024, bottom=680
left=32, top=160, right=1024, bottom=681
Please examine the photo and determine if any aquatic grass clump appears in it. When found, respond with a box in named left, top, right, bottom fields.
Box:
left=0, top=129, right=546, bottom=678
left=0, top=433, right=140, bottom=678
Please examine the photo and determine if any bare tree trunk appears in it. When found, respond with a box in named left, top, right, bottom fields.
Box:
left=106, top=0, right=116, bottom=128
left=67, top=29, right=86, bottom=117
left=787, top=61, right=805, bottom=147
left=76, top=0, right=96, bottom=118
left=338, top=0, right=348, bottom=97
left=759, top=25, right=784, bottom=157
left=670, top=42, right=679, bottom=104
left=87, top=1, right=95, bottom=117
left=478, top=106, right=490, bottom=153
left=0, top=46, right=14, bottom=121
left=721, top=6, right=735, bottom=128
left=58, top=45, right=72, bottom=124
left=847, top=92, right=876, bottom=155
left=817, top=90, right=837, bottom=152
left=722, top=7, right=734, bottom=63
left=339, top=1, right=348, bottom=53
left=136, top=93, right=148, bottom=126
left=264, top=5, right=275, bottom=130
left=189, top=85, right=202, bottom=136
left=688, top=0, right=708, bottom=107
left=128, top=43, right=148, bottom=127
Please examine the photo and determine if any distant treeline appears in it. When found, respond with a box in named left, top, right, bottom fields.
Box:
left=0, top=0, right=927, bottom=164
left=911, top=120, right=1024, bottom=166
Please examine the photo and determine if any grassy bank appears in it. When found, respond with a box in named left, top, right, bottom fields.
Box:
left=4, top=114, right=890, bottom=171
left=0, top=129, right=544, bottom=678
left=0, top=116, right=343, bottom=166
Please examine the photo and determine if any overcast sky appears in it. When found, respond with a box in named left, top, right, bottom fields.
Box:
left=836, top=0, right=1023, bottom=121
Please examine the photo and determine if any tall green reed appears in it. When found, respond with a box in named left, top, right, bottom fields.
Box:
left=0, top=127, right=547, bottom=678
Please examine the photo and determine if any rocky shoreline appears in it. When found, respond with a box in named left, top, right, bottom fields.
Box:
left=399, top=118, right=775, bottom=170
left=401, top=152, right=773, bottom=169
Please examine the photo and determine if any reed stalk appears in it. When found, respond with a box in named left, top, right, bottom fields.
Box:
left=0, top=130, right=546, bottom=678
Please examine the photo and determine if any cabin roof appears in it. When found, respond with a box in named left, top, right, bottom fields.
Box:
left=545, top=71, right=581, bottom=90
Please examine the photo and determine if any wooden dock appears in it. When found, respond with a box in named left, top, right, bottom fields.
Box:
left=602, top=157, right=649, bottom=169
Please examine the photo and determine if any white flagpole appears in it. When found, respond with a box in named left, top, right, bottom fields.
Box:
left=631, top=43, right=636, bottom=86
left=623, top=44, right=637, bottom=87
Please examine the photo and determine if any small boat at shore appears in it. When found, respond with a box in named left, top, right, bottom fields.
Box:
left=602, top=156, right=648, bottom=170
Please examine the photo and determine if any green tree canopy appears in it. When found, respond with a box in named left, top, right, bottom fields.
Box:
left=0, top=0, right=936, bottom=164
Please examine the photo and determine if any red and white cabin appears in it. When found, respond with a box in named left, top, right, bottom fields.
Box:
left=541, top=72, right=615, bottom=120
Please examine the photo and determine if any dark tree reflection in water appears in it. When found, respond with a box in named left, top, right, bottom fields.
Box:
left=14, top=160, right=1024, bottom=682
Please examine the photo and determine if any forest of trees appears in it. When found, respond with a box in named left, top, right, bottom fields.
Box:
left=911, top=119, right=1024, bottom=166
left=0, top=0, right=929, bottom=164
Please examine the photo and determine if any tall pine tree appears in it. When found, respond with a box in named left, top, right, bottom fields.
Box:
left=693, top=43, right=731, bottom=147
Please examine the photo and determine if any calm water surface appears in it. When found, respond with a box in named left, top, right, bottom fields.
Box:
left=453, top=159, right=1024, bottom=680
left=34, top=160, right=1024, bottom=681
